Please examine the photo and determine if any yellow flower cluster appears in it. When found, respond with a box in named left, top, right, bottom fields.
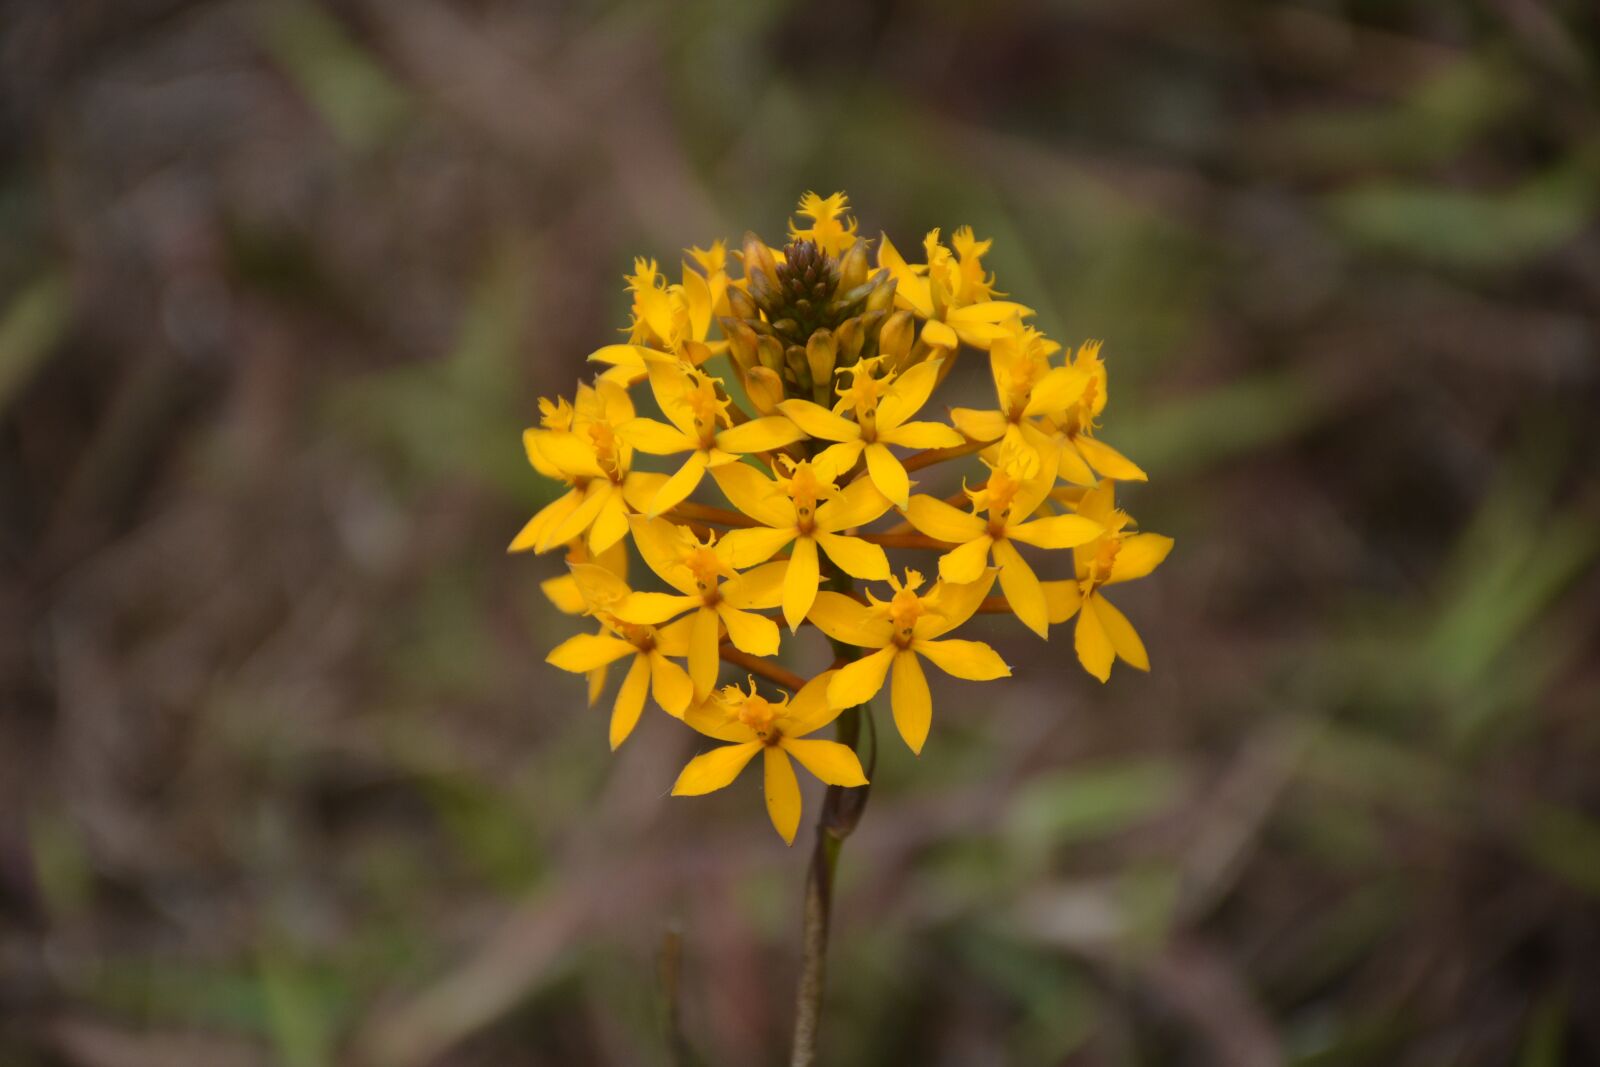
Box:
left=514, top=192, right=1172, bottom=842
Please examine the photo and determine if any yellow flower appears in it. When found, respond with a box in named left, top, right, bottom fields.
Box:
left=1039, top=340, right=1146, bottom=486
left=540, top=536, right=628, bottom=616
left=902, top=448, right=1101, bottom=638
left=808, top=570, right=1009, bottom=754
left=877, top=227, right=1035, bottom=351
left=672, top=671, right=867, bottom=844
left=787, top=191, right=858, bottom=257
left=588, top=258, right=722, bottom=386
left=611, top=517, right=787, bottom=699
left=1042, top=481, right=1173, bottom=682
left=545, top=564, right=696, bottom=748
left=711, top=458, right=893, bottom=631
left=688, top=240, right=732, bottom=317
left=619, top=363, right=805, bottom=516
left=777, top=357, right=964, bottom=508
left=510, top=380, right=658, bottom=555
left=948, top=323, right=1088, bottom=479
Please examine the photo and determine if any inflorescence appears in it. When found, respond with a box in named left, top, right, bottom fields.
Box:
left=513, top=192, right=1173, bottom=843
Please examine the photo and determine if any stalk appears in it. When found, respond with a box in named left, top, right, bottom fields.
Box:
left=790, top=565, right=875, bottom=1066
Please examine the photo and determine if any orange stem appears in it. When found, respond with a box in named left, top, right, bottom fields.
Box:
left=900, top=435, right=997, bottom=474
left=855, top=532, right=959, bottom=550
left=662, top=502, right=757, bottom=527
left=719, top=645, right=807, bottom=691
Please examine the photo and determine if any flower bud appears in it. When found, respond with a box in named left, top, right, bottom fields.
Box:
left=744, top=366, right=785, bottom=415
left=834, top=316, right=865, bottom=365
left=865, top=274, right=898, bottom=314
left=878, top=310, right=914, bottom=368
left=742, top=231, right=779, bottom=286
left=757, top=334, right=786, bottom=373
left=837, top=240, right=870, bottom=292
left=727, top=285, right=759, bottom=322
left=806, top=328, right=837, bottom=391
left=722, top=318, right=758, bottom=375
left=784, top=345, right=813, bottom=393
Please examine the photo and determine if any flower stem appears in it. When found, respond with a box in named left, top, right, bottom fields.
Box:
left=790, top=680, right=874, bottom=1065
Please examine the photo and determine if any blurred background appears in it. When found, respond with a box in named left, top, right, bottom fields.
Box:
left=3, top=2, right=1599, bottom=1064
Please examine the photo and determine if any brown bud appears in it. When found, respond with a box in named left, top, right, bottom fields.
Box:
left=784, top=345, right=813, bottom=392
left=744, top=366, right=785, bottom=415
left=726, top=285, right=759, bottom=322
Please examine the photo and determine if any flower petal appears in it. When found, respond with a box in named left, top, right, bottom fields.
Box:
left=1008, top=514, right=1103, bottom=550
left=915, top=638, right=1010, bottom=680
left=547, top=632, right=635, bottom=672
left=613, top=591, right=697, bottom=625
left=672, top=741, right=762, bottom=795
left=1075, top=435, right=1147, bottom=481
left=939, top=534, right=994, bottom=584
left=609, top=655, right=652, bottom=749
left=689, top=606, right=721, bottom=699
left=783, top=670, right=842, bottom=737
left=715, top=525, right=795, bottom=568
left=815, top=475, right=892, bottom=532
left=890, top=650, right=933, bottom=755
left=650, top=650, right=695, bottom=717
left=717, top=415, right=805, bottom=454
left=949, top=408, right=1009, bottom=443
left=1043, top=579, right=1083, bottom=624
left=540, top=481, right=610, bottom=551
left=711, top=462, right=795, bottom=528
left=1093, top=593, right=1150, bottom=671
left=876, top=358, right=942, bottom=432
left=864, top=443, right=911, bottom=509
left=993, top=538, right=1049, bottom=639
left=1021, top=366, right=1090, bottom=417
left=508, top=488, right=580, bottom=553
left=921, top=571, right=998, bottom=637
left=1107, top=533, right=1174, bottom=585
left=921, top=318, right=959, bottom=349
left=763, top=747, right=803, bottom=845
left=683, top=699, right=757, bottom=742
left=719, top=603, right=780, bottom=656
left=721, top=560, right=788, bottom=610
left=778, top=399, right=861, bottom=443
left=905, top=495, right=986, bottom=544
left=588, top=492, right=631, bottom=553
left=815, top=532, right=890, bottom=581
left=648, top=451, right=711, bottom=517
left=827, top=645, right=896, bottom=709
left=808, top=592, right=894, bottom=648
left=617, top=417, right=697, bottom=455
left=782, top=738, right=868, bottom=787
left=882, top=420, right=965, bottom=450
left=628, top=516, right=698, bottom=595
left=781, top=536, right=820, bottom=632
left=1074, top=594, right=1115, bottom=682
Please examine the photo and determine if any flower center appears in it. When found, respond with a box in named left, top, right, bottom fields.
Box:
left=780, top=459, right=830, bottom=535
left=888, top=586, right=923, bottom=648
left=736, top=695, right=782, bottom=742
left=684, top=374, right=728, bottom=448
left=586, top=421, right=624, bottom=481
left=684, top=546, right=724, bottom=604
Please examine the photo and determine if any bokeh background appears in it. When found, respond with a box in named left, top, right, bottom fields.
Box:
left=4, top=2, right=1600, bottom=1065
